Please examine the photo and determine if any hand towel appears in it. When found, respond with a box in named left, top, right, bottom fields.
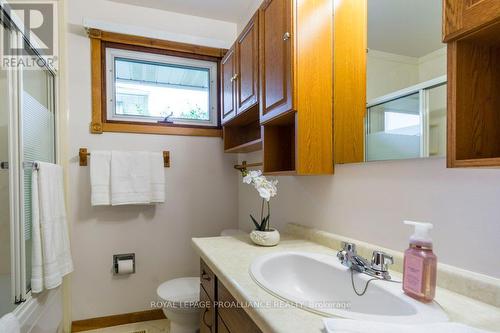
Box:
left=323, top=318, right=493, bottom=333
left=0, top=313, right=20, bottom=333
left=150, top=152, right=165, bottom=203
left=90, top=151, right=111, bottom=206
left=31, top=162, right=73, bottom=293
left=111, top=151, right=151, bottom=205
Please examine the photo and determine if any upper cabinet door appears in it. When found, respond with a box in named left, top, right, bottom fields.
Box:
left=443, top=0, right=500, bottom=41
left=259, top=0, right=293, bottom=123
left=236, top=13, right=259, bottom=114
left=221, top=45, right=236, bottom=124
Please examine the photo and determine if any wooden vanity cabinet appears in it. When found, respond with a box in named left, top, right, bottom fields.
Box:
left=444, top=1, right=500, bottom=167
left=199, top=259, right=262, bottom=333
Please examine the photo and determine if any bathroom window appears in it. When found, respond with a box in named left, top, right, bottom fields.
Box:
left=105, top=48, right=218, bottom=127
left=89, top=29, right=225, bottom=137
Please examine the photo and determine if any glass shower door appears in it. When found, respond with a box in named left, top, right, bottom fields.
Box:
left=366, top=93, right=422, bottom=161
left=0, top=23, right=16, bottom=316
left=21, top=54, right=56, bottom=293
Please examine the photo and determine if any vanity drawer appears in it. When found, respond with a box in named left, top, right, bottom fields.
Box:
left=217, top=281, right=262, bottom=333
left=217, top=315, right=230, bottom=333
left=200, top=259, right=216, bottom=300
left=200, top=286, right=215, bottom=333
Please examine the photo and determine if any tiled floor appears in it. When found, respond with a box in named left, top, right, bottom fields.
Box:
left=81, top=319, right=170, bottom=333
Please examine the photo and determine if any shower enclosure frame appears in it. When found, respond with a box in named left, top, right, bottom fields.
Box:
left=1, top=5, right=58, bottom=314
left=365, top=75, right=447, bottom=161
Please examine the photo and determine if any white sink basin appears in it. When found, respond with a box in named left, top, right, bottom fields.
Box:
left=250, top=251, right=448, bottom=324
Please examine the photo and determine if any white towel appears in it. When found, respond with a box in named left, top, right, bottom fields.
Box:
left=0, top=313, right=20, bottom=333
left=90, top=151, right=111, bottom=206
left=323, top=319, right=493, bottom=333
left=31, top=162, right=73, bottom=293
left=111, top=151, right=151, bottom=205
left=150, top=152, right=165, bottom=203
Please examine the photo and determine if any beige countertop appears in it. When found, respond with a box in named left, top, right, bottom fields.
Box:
left=192, top=233, right=500, bottom=333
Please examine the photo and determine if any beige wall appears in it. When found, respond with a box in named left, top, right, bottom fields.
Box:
left=66, top=0, right=238, bottom=320
left=238, top=152, right=500, bottom=279
left=367, top=47, right=446, bottom=101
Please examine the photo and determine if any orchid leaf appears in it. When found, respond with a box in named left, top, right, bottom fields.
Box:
left=260, top=215, right=270, bottom=231
left=250, top=214, right=260, bottom=230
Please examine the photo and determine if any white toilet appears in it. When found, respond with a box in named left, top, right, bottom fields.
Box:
left=157, top=277, right=200, bottom=333
left=157, top=229, right=244, bottom=333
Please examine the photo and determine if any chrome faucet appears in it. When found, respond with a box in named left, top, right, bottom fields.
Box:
left=337, top=242, right=394, bottom=280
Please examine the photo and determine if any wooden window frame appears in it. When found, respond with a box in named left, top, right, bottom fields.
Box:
left=88, top=28, right=226, bottom=137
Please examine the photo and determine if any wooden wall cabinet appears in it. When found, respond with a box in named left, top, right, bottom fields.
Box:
left=199, top=259, right=261, bottom=333
left=221, top=45, right=237, bottom=124
left=259, top=0, right=293, bottom=123
left=221, top=14, right=262, bottom=154
left=443, top=0, right=500, bottom=42
left=258, top=0, right=365, bottom=174
left=222, top=0, right=365, bottom=175
left=259, top=0, right=335, bottom=175
left=444, top=1, right=500, bottom=167
left=236, top=13, right=259, bottom=114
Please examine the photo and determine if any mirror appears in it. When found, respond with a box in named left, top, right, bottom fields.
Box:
left=365, top=0, right=446, bottom=162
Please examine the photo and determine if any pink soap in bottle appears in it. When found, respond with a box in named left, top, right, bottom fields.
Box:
left=403, top=220, right=437, bottom=302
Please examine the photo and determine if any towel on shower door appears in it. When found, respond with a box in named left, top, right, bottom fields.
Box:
left=111, top=151, right=152, bottom=205
left=31, top=162, right=73, bottom=293
left=323, top=318, right=493, bottom=333
left=90, top=151, right=111, bottom=206
left=0, top=313, right=20, bottom=333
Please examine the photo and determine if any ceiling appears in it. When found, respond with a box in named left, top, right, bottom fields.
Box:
left=108, top=0, right=442, bottom=58
left=368, top=0, right=444, bottom=57
left=108, top=0, right=255, bottom=23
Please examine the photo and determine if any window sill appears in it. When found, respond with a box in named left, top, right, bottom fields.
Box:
left=94, top=122, right=222, bottom=137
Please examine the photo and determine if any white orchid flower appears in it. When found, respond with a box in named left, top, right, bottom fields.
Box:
left=242, top=169, right=278, bottom=201
left=242, top=170, right=262, bottom=184
left=257, top=186, right=271, bottom=201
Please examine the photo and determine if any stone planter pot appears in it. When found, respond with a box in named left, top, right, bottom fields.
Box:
left=250, top=228, right=280, bottom=247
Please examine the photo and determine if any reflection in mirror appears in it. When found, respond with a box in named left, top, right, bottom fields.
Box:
left=366, top=0, right=446, bottom=162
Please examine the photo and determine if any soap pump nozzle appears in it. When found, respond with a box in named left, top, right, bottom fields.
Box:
left=404, top=220, right=433, bottom=247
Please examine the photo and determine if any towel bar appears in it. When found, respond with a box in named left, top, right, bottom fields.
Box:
left=79, top=148, right=170, bottom=167
left=233, top=160, right=263, bottom=172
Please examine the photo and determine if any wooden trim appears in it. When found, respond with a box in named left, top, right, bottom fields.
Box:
left=446, top=42, right=457, bottom=168
left=87, top=28, right=227, bottom=58
left=102, top=122, right=222, bottom=137
left=449, top=157, right=500, bottom=168
left=90, top=37, right=103, bottom=134
left=71, top=309, right=165, bottom=332
left=87, top=28, right=224, bottom=137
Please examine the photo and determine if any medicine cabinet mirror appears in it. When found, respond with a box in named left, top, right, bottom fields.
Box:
left=364, top=0, right=447, bottom=162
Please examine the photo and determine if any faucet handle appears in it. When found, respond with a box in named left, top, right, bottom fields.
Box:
left=371, top=251, right=393, bottom=272
left=341, top=242, right=357, bottom=253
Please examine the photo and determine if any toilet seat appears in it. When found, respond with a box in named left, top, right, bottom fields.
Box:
left=157, top=277, right=200, bottom=308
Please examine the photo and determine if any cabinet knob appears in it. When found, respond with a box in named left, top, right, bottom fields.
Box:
left=230, top=73, right=239, bottom=82
left=283, top=32, right=291, bottom=41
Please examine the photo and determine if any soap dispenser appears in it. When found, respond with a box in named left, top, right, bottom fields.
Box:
left=403, top=220, right=437, bottom=302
